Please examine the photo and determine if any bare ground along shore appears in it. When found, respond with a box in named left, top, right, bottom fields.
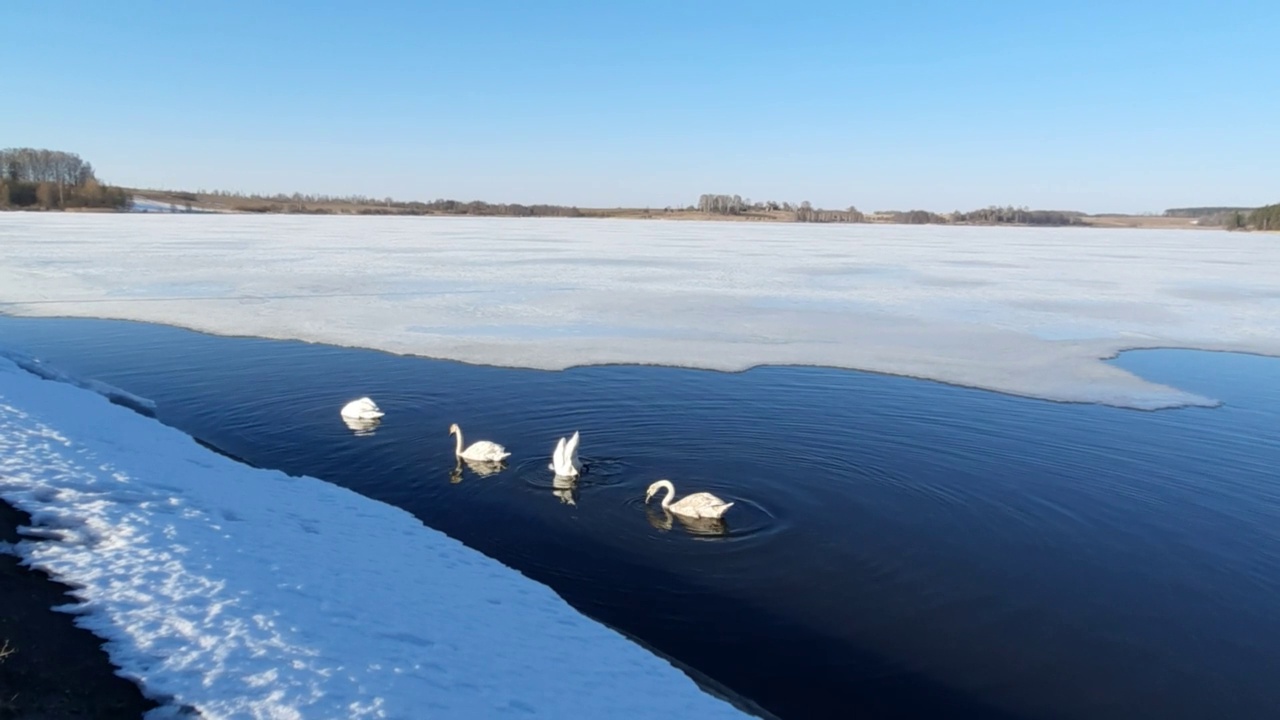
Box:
left=0, top=500, right=154, bottom=719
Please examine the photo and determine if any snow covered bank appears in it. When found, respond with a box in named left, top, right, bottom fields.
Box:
left=0, top=348, right=158, bottom=416
left=2, top=214, right=1278, bottom=408
left=0, top=356, right=756, bottom=719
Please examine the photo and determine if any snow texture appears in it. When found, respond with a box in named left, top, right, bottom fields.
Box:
left=2, top=213, right=1278, bottom=409
left=0, top=356, right=756, bottom=719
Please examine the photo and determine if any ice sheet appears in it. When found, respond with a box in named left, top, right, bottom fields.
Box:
left=2, top=213, right=1278, bottom=408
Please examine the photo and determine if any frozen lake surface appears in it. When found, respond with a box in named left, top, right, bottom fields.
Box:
left=2, top=214, right=1277, bottom=409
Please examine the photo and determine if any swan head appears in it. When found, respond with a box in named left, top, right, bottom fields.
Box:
left=448, top=423, right=460, bottom=436
left=644, top=479, right=672, bottom=504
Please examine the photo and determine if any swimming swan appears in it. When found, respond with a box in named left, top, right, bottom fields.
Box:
left=644, top=479, right=734, bottom=519
left=548, top=431, right=582, bottom=477
left=340, top=397, right=384, bottom=420
left=449, top=423, right=510, bottom=462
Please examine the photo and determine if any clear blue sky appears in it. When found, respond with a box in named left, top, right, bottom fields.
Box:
left=4, top=0, right=1277, bottom=212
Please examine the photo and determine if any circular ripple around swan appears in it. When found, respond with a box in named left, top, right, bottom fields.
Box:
left=617, top=494, right=784, bottom=544
left=514, top=455, right=632, bottom=490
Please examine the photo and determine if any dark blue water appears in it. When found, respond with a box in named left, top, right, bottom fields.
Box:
left=2, top=316, right=1279, bottom=720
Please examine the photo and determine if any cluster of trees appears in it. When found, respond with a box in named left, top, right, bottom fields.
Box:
left=950, top=206, right=1083, bottom=226
left=0, top=148, right=128, bottom=210
left=795, top=201, right=864, bottom=223
left=887, top=210, right=951, bottom=224
left=1222, top=203, right=1279, bottom=231
left=1248, top=203, right=1279, bottom=230
left=695, top=193, right=751, bottom=214
left=413, top=199, right=583, bottom=217
left=695, top=194, right=863, bottom=222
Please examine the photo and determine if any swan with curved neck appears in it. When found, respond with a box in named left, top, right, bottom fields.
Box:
left=340, top=397, right=384, bottom=420
left=548, top=431, right=581, bottom=477
left=644, top=479, right=733, bottom=519
left=449, top=423, right=510, bottom=463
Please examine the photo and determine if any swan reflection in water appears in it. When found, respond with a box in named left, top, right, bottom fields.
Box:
left=646, top=508, right=728, bottom=537
left=342, top=415, right=381, bottom=437
left=552, top=473, right=579, bottom=506
left=449, top=457, right=507, bottom=483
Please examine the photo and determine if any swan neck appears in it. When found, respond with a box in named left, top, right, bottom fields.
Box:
left=659, top=480, right=675, bottom=508
left=454, top=428, right=464, bottom=456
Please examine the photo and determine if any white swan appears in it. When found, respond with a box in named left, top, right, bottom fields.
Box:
left=644, top=479, right=734, bottom=519
left=340, top=397, right=384, bottom=420
left=548, top=431, right=582, bottom=478
left=449, top=423, right=510, bottom=462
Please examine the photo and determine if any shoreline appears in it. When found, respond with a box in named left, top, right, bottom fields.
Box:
left=2, top=207, right=1219, bottom=231
left=0, top=499, right=156, bottom=718
left=0, top=349, right=778, bottom=720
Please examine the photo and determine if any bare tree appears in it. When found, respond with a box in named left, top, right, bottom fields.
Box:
left=696, top=193, right=747, bottom=215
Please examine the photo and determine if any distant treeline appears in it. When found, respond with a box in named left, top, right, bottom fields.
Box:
left=159, top=189, right=585, bottom=217
left=1166, top=203, right=1279, bottom=231
left=382, top=198, right=583, bottom=217
left=0, top=148, right=129, bottom=210
left=867, top=207, right=1081, bottom=226
left=1164, top=206, right=1255, bottom=218
left=950, top=206, right=1084, bottom=226
left=696, top=193, right=1083, bottom=226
